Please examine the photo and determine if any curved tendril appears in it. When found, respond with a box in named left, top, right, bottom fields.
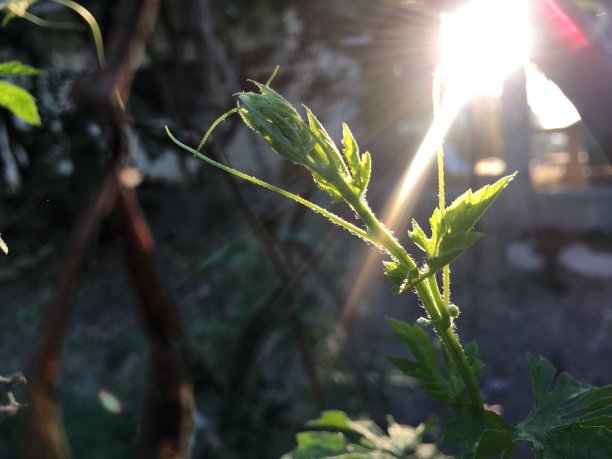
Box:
left=166, top=127, right=387, bottom=253
left=50, top=0, right=105, bottom=66
left=197, top=107, right=240, bottom=152
left=21, top=11, right=84, bottom=31
left=265, top=65, right=280, bottom=86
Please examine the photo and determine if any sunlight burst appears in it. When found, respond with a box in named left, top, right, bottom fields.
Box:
left=383, top=0, right=532, bottom=232
left=438, top=0, right=531, bottom=98
left=344, top=0, right=534, bottom=322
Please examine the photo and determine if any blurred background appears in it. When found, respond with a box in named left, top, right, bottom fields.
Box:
left=1, top=0, right=611, bottom=457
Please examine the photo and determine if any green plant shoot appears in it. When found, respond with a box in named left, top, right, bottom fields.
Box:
left=168, top=68, right=512, bottom=407
left=168, top=69, right=612, bottom=458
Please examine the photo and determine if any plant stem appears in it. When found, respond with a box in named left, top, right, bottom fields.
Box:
left=166, top=129, right=378, bottom=248
left=433, top=70, right=452, bottom=313
left=427, top=72, right=483, bottom=407
left=437, top=321, right=483, bottom=407
left=343, top=191, right=483, bottom=408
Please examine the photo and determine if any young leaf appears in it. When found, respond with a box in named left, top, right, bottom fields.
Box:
left=341, top=123, right=360, bottom=180
left=383, top=261, right=419, bottom=295
left=443, top=404, right=513, bottom=444
left=340, top=123, right=370, bottom=196
left=0, top=235, right=7, bottom=255
left=407, top=174, right=514, bottom=282
left=0, top=80, right=41, bottom=126
left=0, top=61, right=42, bottom=76
left=307, top=410, right=386, bottom=441
left=310, top=165, right=344, bottom=203
left=408, top=219, right=432, bottom=254
left=387, top=319, right=461, bottom=403
left=283, top=410, right=448, bottom=458
left=422, top=232, right=483, bottom=275
left=357, top=151, right=371, bottom=196
left=304, top=107, right=348, bottom=178
left=463, top=341, right=484, bottom=379
left=280, top=431, right=353, bottom=459
left=439, top=173, right=515, bottom=240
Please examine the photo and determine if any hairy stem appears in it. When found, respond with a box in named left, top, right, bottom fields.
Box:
left=344, top=190, right=483, bottom=408
left=433, top=70, right=452, bottom=313
left=437, top=322, right=483, bottom=407
left=166, top=129, right=380, bottom=249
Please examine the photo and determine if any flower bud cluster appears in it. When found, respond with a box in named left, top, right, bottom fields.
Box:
left=238, top=82, right=314, bottom=165
left=237, top=81, right=371, bottom=203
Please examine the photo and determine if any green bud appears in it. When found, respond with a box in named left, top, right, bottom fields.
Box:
left=448, top=304, right=460, bottom=318
left=235, top=76, right=367, bottom=203
left=237, top=82, right=314, bottom=164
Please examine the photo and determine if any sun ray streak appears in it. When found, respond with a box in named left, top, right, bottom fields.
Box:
left=384, top=87, right=465, bottom=230
left=341, top=0, right=532, bottom=322
left=341, top=89, right=464, bottom=323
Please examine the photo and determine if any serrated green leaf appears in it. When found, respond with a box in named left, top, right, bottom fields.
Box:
left=408, top=219, right=432, bottom=254
left=567, top=385, right=612, bottom=418
left=0, top=80, right=41, bottom=126
left=284, top=410, right=448, bottom=458
left=464, top=341, right=484, bottom=379
left=339, top=124, right=369, bottom=196
left=460, top=357, right=612, bottom=457
left=305, top=107, right=348, bottom=177
left=382, top=261, right=419, bottom=294
left=0, top=61, right=42, bottom=76
left=444, top=404, right=513, bottom=443
left=342, top=123, right=360, bottom=179
left=358, top=151, right=371, bottom=196
left=311, top=168, right=344, bottom=202
left=307, top=411, right=357, bottom=432
left=473, top=430, right=515, bottom=458
left=0, top=235, right=7, bottom=255
left=515, top=354, right=612, bottom=456
left=438, top=174, right=515, bottom=241
left=437, top=231, right=483, bottom=258
left=537, top=425, right=612, bottom=459
left=281, top=431, right=351, bottom=459
left=389, top=357, right=455, bottom=402
left=387, top=319, right=460, bottom=403
left=408, top=175, right=514, bottom=285
left=305, top=107, right=336, bottom=153
left=428, top=208, right=442, bottom=250
left=307, top=411, right=416, bottom=450
left=423, top=233, right=483, bottom=275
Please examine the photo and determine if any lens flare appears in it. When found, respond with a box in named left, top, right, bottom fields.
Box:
left=386, top=0, right=532, bottom=231
left=341, top=0, right=532, bottom=322
left=439, top=0, right=531, bottom=98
